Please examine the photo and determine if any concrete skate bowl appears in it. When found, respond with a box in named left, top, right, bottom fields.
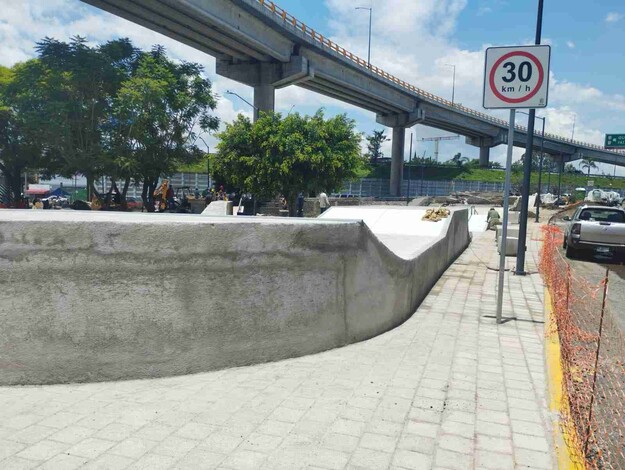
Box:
left=0, top=208, right=469, bottom=385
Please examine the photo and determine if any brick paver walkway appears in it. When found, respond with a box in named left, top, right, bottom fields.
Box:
left=0, top=226, right=554, bottom=470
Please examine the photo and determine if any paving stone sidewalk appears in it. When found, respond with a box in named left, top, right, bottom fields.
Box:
left=0, top=225, right=554, bottom=470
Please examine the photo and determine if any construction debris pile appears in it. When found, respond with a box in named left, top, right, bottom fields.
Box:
left=422, top=207, right=451, bottom=222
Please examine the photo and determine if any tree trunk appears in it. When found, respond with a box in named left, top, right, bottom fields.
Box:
left=121, top=177, right=131, bottom=210
left=287, top=193, right=297, bottom=217
left=8, top=172, right=23, bottom=206
left=86, top=175, right=93, bottom=201
left=141, top=179, right=153, bottom=212
left=86, top=175, right=101, bottom=201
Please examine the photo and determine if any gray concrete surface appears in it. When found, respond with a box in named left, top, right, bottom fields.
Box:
left=0, top=208, right=469, bottom=385
left=0, top=224, right=554, bottom=470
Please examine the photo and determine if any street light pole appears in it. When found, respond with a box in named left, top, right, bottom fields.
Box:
left=225, top=90, right=259, bottom=112
left=515, top=0, right=543, bottom=276
left=355, top=7, right=372, bottom=68
left=444, top=64, right=456, bottom=105
left=197, top=136, right=211, bottom=190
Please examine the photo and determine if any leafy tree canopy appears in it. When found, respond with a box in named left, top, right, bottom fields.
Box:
left=212, top=110, right=365, bottom=214
left=0, top=37, right=219, bottom=208
left=365, top=129, right=389, bottom=163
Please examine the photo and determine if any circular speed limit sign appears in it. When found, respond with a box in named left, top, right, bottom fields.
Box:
left=483, top=45, right=551, bottom=109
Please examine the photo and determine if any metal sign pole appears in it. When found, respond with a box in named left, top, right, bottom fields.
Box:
left=496, top=109, right=516, bottom=324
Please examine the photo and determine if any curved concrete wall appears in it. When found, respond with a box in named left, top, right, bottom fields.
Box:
left=0, top=209, right=469, bottom=385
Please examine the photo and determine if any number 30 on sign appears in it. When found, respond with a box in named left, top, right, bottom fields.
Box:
left=483, top=45, right=551, bottom=109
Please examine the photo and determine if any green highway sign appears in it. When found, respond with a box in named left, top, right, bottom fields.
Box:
left=605, top=134, right=625, bottom=149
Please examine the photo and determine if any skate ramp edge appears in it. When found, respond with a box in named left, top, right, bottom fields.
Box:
left=0, top=209, right=469, bottom=385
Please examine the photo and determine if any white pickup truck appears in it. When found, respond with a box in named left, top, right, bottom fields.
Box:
left=563, top=205, right=625, bottom=258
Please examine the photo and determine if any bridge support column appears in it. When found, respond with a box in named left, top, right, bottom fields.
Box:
left=479, top=147, right=490, bottom=168
left=253, top=84, right=275, bottom=121
left=390, top=127, right=405, bottom=197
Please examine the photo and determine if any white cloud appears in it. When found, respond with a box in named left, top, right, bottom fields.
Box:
left=605, top=12, right=623, bottom=23
left=566, top=41, right=575, bottom=49
left=550, top=77, right=625, bottom=112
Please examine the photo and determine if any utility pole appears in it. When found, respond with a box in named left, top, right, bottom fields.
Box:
left=515, top=0, right=544, bottom=276
left=421, top=135, right=460, bottom=162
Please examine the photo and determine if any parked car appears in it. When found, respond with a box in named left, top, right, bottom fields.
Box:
left=126, top=196, right=142, bottom=210
left=562, top=205, right=625, bottom=258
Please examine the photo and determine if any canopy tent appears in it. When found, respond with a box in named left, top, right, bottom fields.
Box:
left=47, top=187, right=71, bottom=197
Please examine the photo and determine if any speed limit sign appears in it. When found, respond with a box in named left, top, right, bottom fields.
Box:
left=483, top=45, right=551, bottom=109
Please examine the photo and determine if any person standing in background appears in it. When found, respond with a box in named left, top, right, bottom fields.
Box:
left=296, top=192, right=304, bottom=217
left=318, top=191, right=330, bottom=214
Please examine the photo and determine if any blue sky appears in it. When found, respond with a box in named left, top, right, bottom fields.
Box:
left=1, top=0, right=624, bottom=174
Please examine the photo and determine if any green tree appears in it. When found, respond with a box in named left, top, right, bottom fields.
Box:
left=564, top=163, right=582, bottom=174
left=8, top=37, right=138, bottom=198
left=365, top=129, right=389, bottom=163
left=110, top=46, right=219, bottom=210
left=446, top=152, right=469, bottom=168
left=0, top=65, right=42, bottom=204
left=213, top=110, right=364, bottom=215
left=579, top=158, right=598, bottom=176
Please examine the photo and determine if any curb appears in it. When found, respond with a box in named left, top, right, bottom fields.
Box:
left=544, top=287, right=586, bottom=469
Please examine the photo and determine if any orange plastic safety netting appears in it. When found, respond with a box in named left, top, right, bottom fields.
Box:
left=540, top=225, right=625, bottom=469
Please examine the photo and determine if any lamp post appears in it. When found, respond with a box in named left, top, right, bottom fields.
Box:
left=518, top=110, right=546, bottom=222
left=515, top=0, right=544, bottom=276
left=444, top=63, right=456, bottom=106
left=355, top=7, right=372, bottom=68
left=225, top=90, right=259, bottom=112
left=571, top=114, right=576, bottom=140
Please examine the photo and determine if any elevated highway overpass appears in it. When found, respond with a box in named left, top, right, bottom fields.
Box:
left=82, top=0, right=625, bottom=195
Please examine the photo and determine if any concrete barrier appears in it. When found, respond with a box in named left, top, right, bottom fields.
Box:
left=201, top=200, right=233, bottom=216
left=0, top=208, right=469, bottom=385
left=498, top=235, right=519, bottom=256
left=496, top=226, right=520, bottom=240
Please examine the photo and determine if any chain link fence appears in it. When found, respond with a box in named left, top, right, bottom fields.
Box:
left=337, top=178, right=577, bottom=198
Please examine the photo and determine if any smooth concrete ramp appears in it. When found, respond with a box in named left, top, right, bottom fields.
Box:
left=0, top=208, right=469, bottom=385
left=201, top=200, right=233, bottom=215
left=320, top=206, right=447, bottom=259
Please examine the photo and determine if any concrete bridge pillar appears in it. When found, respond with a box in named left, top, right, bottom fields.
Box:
left=479, top=147, right=490, bottom=168
left=253, top=84, right=275, bottom=121
left=390, top=127, right=406, bottom=197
